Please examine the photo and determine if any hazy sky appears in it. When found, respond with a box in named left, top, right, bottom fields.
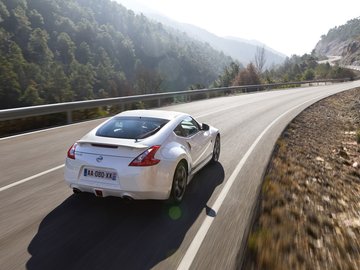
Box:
left=117, top=0, right=359, bottom=56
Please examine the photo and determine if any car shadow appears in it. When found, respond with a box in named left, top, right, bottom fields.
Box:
left=26, top=162, right=225, bottom=270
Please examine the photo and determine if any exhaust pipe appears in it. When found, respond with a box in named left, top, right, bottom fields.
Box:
left=73, top=188, right=82, bottom=194
left=94, top=189, right=103, bottom=197
left=122, top=195, right=134, bottom=202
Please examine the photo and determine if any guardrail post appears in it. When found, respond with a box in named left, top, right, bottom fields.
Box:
left=158, top=99, right=161, bottom=108
left=67, top=110, right=72, bottom=124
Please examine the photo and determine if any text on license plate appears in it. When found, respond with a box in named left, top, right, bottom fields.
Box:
left=84, top=168, right=117, bottom=180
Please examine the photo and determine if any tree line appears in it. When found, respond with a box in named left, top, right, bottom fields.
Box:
left=213, top=51, right=354, bottom=88
left=320, top=17, right=360, bottom=43
left=0, top=0, right=233, bottom=109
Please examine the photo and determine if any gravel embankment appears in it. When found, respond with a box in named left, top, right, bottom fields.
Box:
left=245, top=88, right=360, bottom=270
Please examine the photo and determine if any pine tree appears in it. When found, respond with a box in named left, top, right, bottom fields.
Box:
left=70, top=62, right=95, bottom=100
left=56, top=32, right=75, bottom=67
left=20, top=80, right=43, bottom=105
left=0, top=56, right=21, bottom=108
left=27, top=28, right=53, bottom=65
left=46, top=63, right=74, bottom=103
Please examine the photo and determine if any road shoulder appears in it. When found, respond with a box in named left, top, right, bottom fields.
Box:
left=244, top=87, right=360, bottom=269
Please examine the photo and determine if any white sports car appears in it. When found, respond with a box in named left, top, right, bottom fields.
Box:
left=64, top=110, right=220, bottom=202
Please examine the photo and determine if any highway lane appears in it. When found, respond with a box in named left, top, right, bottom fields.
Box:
left=1, top=81, right=360, bottom=270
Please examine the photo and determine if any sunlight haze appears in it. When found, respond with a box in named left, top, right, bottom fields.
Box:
left=117, top=0, right=360, bottom=56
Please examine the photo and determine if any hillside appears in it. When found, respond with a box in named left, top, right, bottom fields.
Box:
left=0, top=0, right=233, bottom=109
left=140, top=13, right=285, bottom=68
left=115, top=0, right=285, bottom=67
left=314, top=17, right=360, bottom=66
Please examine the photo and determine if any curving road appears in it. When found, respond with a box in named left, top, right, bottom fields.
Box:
left=318, top=55, right=360, bottom=71
left=1, top=81, right=360, bottom=270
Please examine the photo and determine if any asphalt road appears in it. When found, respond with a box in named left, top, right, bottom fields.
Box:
left=1, top=81, right=360, bottom=270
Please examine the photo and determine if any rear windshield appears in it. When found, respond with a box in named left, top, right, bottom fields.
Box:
left=96, top=116, right=169, bottom=140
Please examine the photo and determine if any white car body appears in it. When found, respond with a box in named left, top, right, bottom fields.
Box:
left=64, top=110, right=220, bottom=201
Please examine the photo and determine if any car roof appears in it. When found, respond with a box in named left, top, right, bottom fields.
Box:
left=115, top=110, right=188, bottom=121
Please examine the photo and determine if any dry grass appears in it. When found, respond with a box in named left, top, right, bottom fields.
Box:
left=244, top=88, right=360, bottom=270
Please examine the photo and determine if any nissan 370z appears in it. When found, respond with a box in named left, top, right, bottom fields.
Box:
left=64, top=110, right=220, bottom=202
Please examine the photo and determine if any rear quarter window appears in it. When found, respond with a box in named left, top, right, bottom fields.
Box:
left=174, top=117, right=200, bottom=137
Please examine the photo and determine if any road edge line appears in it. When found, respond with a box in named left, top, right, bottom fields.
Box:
left=176, top=94, right=326, bottom=270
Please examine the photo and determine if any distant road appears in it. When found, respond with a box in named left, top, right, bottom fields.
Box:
left=317, top=55, right=342, bottom=65
left=318, top=55, right=360, bottom=71
left=1, top=80, right=360, bottom=270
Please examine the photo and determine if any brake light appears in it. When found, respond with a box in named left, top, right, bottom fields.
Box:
left=67, top=143, right=78, bottom=159
left=129, top=145, right=161, bottom=166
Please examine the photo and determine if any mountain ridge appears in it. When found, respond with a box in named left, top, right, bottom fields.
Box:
left=144, top=13, right=286, bottom=68
left=116, top=0, right=286, bottom=67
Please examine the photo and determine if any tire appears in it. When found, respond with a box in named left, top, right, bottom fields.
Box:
left=212, top=134, right=220, bottom=163
left=170, top=161, right=188, bottom=203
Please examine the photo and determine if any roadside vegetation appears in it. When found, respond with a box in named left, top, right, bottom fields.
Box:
left=0, top=0, right=232, bottom=110
left=0, top=0, right=357, bottom=138
left=214, top=51, right=355, bottom=88
left=0, top=0, right=355, bottom=112
left=244, top=88, right=360, bottom=269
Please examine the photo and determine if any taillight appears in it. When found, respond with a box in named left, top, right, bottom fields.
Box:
left=129, top=145, right=161, bottom=166
left=67, top=143, right=78, bottom=159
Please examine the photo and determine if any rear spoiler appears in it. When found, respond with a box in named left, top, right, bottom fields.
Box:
left=77, top=139, right=148, bottom=149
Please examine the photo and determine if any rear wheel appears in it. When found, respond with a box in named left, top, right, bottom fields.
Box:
left=170, top=161, right=188, bottom=203
left=212, top=134, right=220, bottom=162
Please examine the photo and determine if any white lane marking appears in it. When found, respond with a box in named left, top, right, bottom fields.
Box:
left=196, top=95, right=282, bottom=119
left=196, top=104, right=246, bottom=119
left=0, top=84, right=326, bottom=142
left=0, top=95, right=283, bottom=191
left=0, top=85, right=356, bottom=194
left=195, top=86, right=334, bottom=119
left=0, top=164, right=64, bottom=192
left=0, top=118, right=106, bottom=141
left=177, top=94, right=327, bottom=270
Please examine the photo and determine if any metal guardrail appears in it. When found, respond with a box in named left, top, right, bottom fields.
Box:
left=0, top=79, right=349, bottom=123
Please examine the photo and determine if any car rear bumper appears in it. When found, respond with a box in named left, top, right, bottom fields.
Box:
left=64, top=158, right=175, bottom=200
left=67, top=182, right=170, bottom=200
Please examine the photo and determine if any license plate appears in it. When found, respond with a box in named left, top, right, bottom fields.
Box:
left=83, top=168, right=117, bottom=180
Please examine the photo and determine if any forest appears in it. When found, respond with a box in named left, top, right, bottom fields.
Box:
left=0, top=0, right=233, bottom=109
left=0, top=0, right=355, bottom=112
left=319, top=17, right=360, bottom=43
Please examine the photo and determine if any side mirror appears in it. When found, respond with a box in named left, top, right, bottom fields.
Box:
left=202, top=123, right=210, bottom=131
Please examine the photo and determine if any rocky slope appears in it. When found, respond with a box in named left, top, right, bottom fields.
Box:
left=314, top=17, right=360, bottom=66
left=245, top=88, right=360, bottom=269
left=342, top=38, right=360, bottom=66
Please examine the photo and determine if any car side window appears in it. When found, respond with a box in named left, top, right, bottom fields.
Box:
left=174, top=117, right=200, bottom=137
